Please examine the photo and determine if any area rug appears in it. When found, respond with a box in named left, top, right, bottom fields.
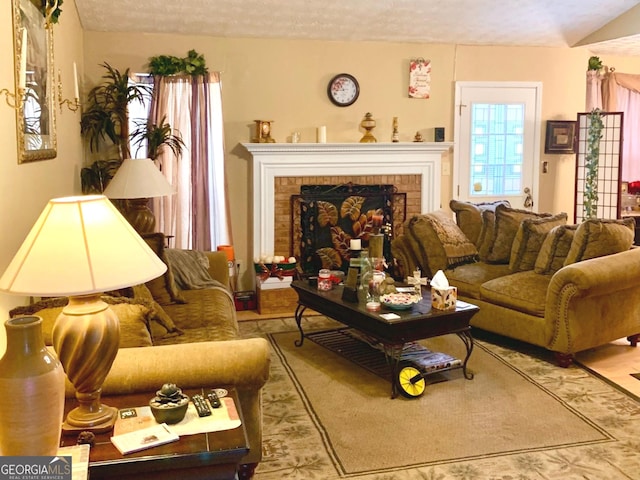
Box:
left=254, top=327, right=640, bottom=479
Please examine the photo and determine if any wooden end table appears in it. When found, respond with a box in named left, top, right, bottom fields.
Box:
left=60, top=387, right=249, bottom=480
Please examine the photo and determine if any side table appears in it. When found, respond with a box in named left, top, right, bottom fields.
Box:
left=60, top=387, right=249, bottom=480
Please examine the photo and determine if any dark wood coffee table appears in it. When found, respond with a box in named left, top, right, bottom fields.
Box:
left=59, top=387, right=249, bottom=480
left=291, top=280, right=479, bottom=398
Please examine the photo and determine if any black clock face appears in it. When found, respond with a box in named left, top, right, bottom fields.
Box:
left=327, top=73, right=359, bottom=107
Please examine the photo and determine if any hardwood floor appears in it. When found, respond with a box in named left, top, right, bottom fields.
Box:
left=575, top=337, right=640, bottom=399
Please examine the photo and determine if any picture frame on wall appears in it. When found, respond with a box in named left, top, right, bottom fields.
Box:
left=544, top=120, right=576, bottom=154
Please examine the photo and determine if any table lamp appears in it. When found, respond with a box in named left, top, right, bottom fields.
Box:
left=103, top=158, right=175, bottom=234
left=0, top=195, right=167, bottom=433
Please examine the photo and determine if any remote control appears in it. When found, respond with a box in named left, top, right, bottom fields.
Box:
left=192, top=394, right=211, bottom=417
left=207, top=391, right=221, bottom=408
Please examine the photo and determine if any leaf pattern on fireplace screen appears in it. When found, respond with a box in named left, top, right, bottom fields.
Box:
left=292, top=184, right=406, bottom=274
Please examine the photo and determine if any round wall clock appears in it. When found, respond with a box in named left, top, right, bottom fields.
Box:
left=327, top=73, right=360, bottom=107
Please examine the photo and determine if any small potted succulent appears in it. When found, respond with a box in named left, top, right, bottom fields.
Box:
left=149, top=383, right=190, bottom=424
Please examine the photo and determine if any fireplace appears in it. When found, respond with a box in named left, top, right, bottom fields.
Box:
left=293, top=184, right=406, bottom=273
left=242, top=142, right=452, bottom=261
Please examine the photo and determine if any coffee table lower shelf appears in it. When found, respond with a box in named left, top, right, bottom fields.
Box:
left=306, top=327, right=473, bottom=398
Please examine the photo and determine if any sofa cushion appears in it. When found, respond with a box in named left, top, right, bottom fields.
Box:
left=446, top=262, right=512, bottom=299
left=480, top=271, right=551, bottom=317
left=509, top=213, right=568, bottom=272
left=9, top=296, right=154, bottom=348
left=486, top=205, right=552, bottom=264
left=534, top=225, right=578, bottom=274
left=449, top=199, right=510, bottom=247
left=407, top=210, right=479, bottom=275
left=141, top=233, right=187, bottom=306
left=564, top=218, right=635, bottom=266
left=162, top=288, right=238, bottom=336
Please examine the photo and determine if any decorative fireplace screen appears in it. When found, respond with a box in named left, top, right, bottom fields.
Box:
left=291, top=184, right=406, bottom=273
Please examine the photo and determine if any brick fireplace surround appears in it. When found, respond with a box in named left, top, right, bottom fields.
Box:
left=242, top=142, right=453, bottom=260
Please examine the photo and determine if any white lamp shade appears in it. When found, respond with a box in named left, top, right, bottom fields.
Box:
left=103, top=158, right=175, bottom=199
left=0, top=195, right=167, bottom=296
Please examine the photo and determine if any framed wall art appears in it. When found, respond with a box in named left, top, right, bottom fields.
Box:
left=408, top=58, right=431, bottom=99
left=544, top=120, right=576, bottom=154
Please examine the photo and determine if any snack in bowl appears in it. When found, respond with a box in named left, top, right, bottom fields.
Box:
left=380, top=292, right=421, bottom=310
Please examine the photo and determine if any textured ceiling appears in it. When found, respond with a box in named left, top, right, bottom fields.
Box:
left=75, top=0, right=640, bottom=56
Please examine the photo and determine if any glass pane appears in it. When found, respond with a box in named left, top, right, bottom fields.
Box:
left=128, top=75, right=153, bottom=159
left=469, top=103, right=524, bottom=196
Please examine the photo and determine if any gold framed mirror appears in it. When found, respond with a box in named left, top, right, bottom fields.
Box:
left=12, top=0, right=57, bottom=163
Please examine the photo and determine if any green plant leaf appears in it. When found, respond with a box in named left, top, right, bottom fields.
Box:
left=584, top=108, right=603, bottom=219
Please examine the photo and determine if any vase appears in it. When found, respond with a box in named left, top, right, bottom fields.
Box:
left=0, top=316, right=66, bottom=456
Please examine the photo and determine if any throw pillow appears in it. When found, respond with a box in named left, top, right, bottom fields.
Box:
left=141, top=233, right=187, bottom=306
left=131, top=284, right=183, bottom=340
left=486, top=205, right=552, bottom=264
left=407, top=210, right=478, bottom=275
left=563, top=218, right=635, bottom=266
left=509, top=212, right=568, bottom=272
left=477, top=209, right=496, bottom=261
left=9, top=296, right=154, bottom=348
left=534, top=224, right=578, bottom=274
left=449, top=199, right=510, bottom=247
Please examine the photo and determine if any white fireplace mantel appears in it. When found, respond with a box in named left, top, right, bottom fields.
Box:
left=242, top=142, right=453, bottom=259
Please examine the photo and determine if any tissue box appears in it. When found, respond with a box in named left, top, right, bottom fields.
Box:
left=431, top=286, right=457, bottom=311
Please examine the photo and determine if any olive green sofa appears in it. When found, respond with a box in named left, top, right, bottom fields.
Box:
left=11, top=234, right=269, bottom=479
left=391, top=201, right=640, bottom=366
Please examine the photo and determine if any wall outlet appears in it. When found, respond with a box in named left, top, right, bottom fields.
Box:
left=442, top=161, right=451, bottom=176
left=236, top=259, right=244, bottom=274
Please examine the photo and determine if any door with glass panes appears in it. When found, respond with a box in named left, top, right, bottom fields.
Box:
left=453, top=82, right=542, bottom=209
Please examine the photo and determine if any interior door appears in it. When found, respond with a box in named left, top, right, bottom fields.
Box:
left=453, top=82, right=542, bottom=209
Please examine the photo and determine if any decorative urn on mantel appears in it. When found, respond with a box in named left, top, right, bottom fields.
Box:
left=359, top=113, right=377, bottom=143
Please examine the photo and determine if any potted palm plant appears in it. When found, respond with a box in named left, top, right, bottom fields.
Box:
left=80, top=64, right=184, bottom=193
left=130, top=115, right=186, bottom=161
left=80, top=63, right=150, bottom=162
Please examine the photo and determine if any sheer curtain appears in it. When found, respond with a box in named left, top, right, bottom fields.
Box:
left=149, top=72, right=231, bottom=250
left=603, top=72, right=640, bottom=181
left=587, top=70, right=640, bottom=181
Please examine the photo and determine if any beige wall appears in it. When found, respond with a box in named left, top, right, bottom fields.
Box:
left=83, top=31, right=640, bottom=289
left=0, top=0, right=85, bottom=354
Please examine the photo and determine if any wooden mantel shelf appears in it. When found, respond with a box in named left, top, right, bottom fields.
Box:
left=242, top=142, right=453, bottom=154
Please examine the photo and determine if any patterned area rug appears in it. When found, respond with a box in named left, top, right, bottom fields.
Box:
left=246, top=319, right=640, bottom=479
